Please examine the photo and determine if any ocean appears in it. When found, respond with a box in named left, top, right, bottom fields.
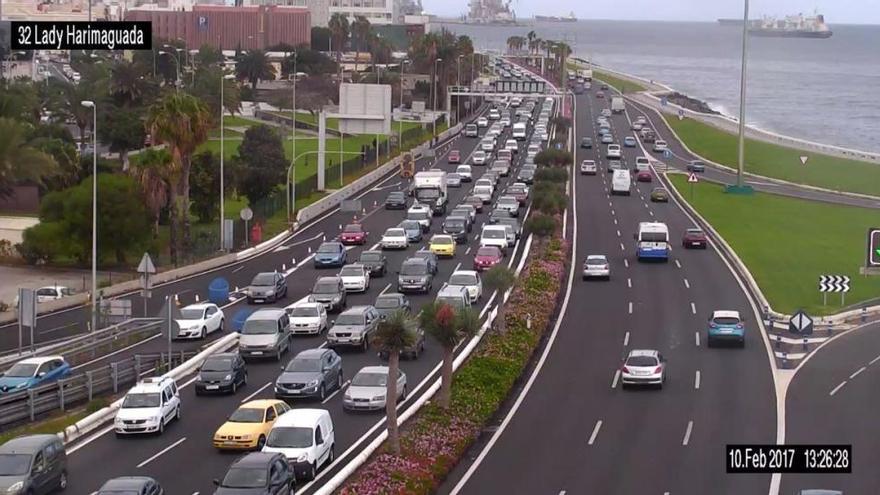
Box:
left=437, top=20, right=880, bottom=153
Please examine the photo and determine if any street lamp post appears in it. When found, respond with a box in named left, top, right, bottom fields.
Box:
left=287, top=51, right=297, bottom=224
left=219, top=73, right=235, bottom=251
left=457, top=55, right=463, bottom=125
left=159, top=47, right=182, bottom=91
left=470, top=53, right=475, bottom=118
left=81, top=101, right=97, bottom=333
left=286, top=150, right=364, bottom=221
left=736, top=0, right=750, bottom=189
left=399, top=60, right=408, bottom=149
left=432, top=58, right=442, bottom=141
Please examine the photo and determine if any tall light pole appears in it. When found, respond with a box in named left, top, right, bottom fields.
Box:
left=287, top=51, right=298, bottom=224
left=159, top=48, right=181, bottom=91
left=736, top=0, right=750, bottom=190
left=456, top=55, right=463, bottom=125
left=432, top=58, right=442, bottom=141
left=219, top=73, right=235, bottom=251
left=81, top=101, right=97, bottom=333
left=399, top=59, right=409, bottom=149
left=470, top=52, right=475, bottom=118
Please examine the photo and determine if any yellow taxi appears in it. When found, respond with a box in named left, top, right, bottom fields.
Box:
left=213, top=399, right=290, bottom=451
left=429, top=234, right=456, bottom=258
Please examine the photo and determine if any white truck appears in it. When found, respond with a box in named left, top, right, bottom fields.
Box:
left=578, top=68, right=593, bottom=82
left=611, top=96, right=626, bottom=114
left=413, top=170, right=448, bottom=216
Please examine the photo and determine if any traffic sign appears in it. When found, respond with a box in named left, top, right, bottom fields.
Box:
left=137, top=252, right=156, bottom=275
left=687, top=173, right=699, bottom=183
left=868, top=228, right=880, bottom=267
left=799, top=155, right=809, bottom=165
left=663, top=149, right=671, bottom=159
left=788, top=310, right=814, bottom=336
left=677, top=109, right=684, bottom=120
left=239, top=207, right=253, bottom=221
left=819, top=275, right=850, bottom=293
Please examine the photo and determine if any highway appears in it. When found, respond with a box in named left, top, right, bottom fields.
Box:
left=442, top=78, right=776, bottom=494
left=59, top=99, right=541, bottom=493
left=781, top=323, right=880, bottom=494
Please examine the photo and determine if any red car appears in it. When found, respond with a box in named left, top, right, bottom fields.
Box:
left=682, top=228, right=708, bottom=249
left=340, top=224, right=368, bottom=245
left=473, top=246, right=503, bottom=271
left=596, top=91, right=605, bottom=99
left=448, top=150, right=461, bottom=164
left=464, top=195, right=484, bottom=213
left=636, top=170, right=653, bottom=182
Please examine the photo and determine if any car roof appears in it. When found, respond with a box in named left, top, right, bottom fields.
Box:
left=341, top=305, right=374, bottom=315
left=294, top=348, right=328, bottom=359
left=712, top=310, right=741, bottom=319
left=586, top=255, right=607, bottom=260
left=249, top=308, right=287, bottom=319
left=403, top=257, right=429, bottom=266
left=127, top=376, right=175, bottom=394
left=16, top=356, right=64, bottom=365
left=232, top=452, right=280, bottom=468
left=377, top=292, right=404, bottom=300
left=205, top=352, right=238, bottom=360
left=0, top=434, right=58, bottom=453
left=182, top=303, right=214, bottom=311
left=273, top=408, right=330, bottom=428
left=100, top=477, right=156, bottom=490
left=357, top=365, right=390, bottom=375
left=240, top=399, right=286, bottom=409
left=628, top=349, right=659, bottom=358
left=452, top=270, right=479, bottom=277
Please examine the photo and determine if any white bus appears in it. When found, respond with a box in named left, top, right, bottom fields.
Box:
left=512, top=122, right=527, bottom=141
left=636, top=222, right=670, bottom=261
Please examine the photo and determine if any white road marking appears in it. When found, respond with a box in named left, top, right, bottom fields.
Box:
left=623, top=331, right=630, bottom=346
left=682, top=421, right=694, bottom=446
left=829, top=381, right=846, bottom=396
left=620, top=243, right=625, bottom=251
left=379, top=283, right=392, bottom=295
left=454, top=262, right=462, bottom=272
left=369, top=242, right=381, bottom=250
left=232, top=265, right=245, bottom=273
left=683, top=278, right=690, bottom=289
left=675, top=259, right=682, bottom=268
left=871, top=354, right=880, bottom=365
left=695, top=370, right=701, bottom=389
left=849, top=367, right=866, bottom=380
left=695, top=332, right=700, bottom=347
left=690, top=302, right=697, bottom=315
left=624, top=259, right=629, bottom=268
left=588, top=420, right=603, bottom=445
left=465, top=246, right=471, bottom=255
left=627, top=278, right=632, bottom=288
left=616, top=230, right=621, bottom=237
left=322, top=380, right=350, bottom=404
left=241, top=381, right=273, bottom=403
left=613, top=218, right=618, bottom=225
left=608, top=201, right=612, bottom=207
left=611, top=209, right=615, bottom=216
left=137, top=437, right=187, bottom=468
left=649, top=211, right=654, bottom=217
left=628, top=302, right=633, bottom=314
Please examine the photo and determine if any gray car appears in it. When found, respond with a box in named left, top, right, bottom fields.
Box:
left=309, top=277, right=346, bottom=313
left=397, top=258, right=433, bottom=294
left=396, top=220, right=423, bottom=243
left=343, top=366, right=407, bottom=411
left=275, top=348, right=343, bottom=401
left=0, top=434, right=68, bottom=494
left=97, top=476, right=164, bottom=495
left=374, top=293, right=412, bottom=319
left=247, top=272, right=288, bottom=304
left=378, top=327, right=425, bottom=360
left=326, top=306, right=380, bottom=351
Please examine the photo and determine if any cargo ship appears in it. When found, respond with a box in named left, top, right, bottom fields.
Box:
left=534, top=12, right=577, bottom=22
left=718, top=12, right=832, bottom=38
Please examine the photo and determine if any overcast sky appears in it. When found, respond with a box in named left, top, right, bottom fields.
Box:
left=424, top=0, right=879, bottom=25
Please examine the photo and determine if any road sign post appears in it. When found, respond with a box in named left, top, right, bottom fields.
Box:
left=788, top=310, right=814, bottom=336
left=687, top=172, right=698, bottom=201
left=240, top=207, right=253, bottom=247
left=819, top=275, right=851, bottom=306
left=868, top=228, right=880, bottom=267
left=17, top=288, right=36, bottom=355
left=137, top=252, right=157, bottom=317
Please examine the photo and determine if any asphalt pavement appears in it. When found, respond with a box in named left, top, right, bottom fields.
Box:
left=441, top=84, right=776, bottom=494
left=60, top=102, right=540, bottom=494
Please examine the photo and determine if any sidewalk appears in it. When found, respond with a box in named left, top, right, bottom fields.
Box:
left=0, top=266, right=112, bottom=309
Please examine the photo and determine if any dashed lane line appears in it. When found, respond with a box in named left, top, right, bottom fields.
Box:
left=695, top=370, right=701, bottom=390
left=136, top=437, right=187, bottom=468
left=241, top=381, right=273, bottom=403
left=623, top=331, right=630, bottom=346
left=683, top=278, right=690, bottom=289
left=849, top=367, right=866, bottom=380
left=829, top=381, right=846, bottom=396
left=588, top=420, right=603, bottom=445
left=682, top=421, right=694, bottom=446
left=690, top=302, right=697, bottom=315
left=611, top=370, right=620, bottom=389
left=695, top=332, right=701, bottom=347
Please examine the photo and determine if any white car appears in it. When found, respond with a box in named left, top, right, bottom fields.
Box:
left=343, top=366, right=407, bottom=411
left=606, top=144, right=622, bottom=159
left=582, top=255, right=610, bottom=280
left=580, top=159, right=597, bottom=175
left=476, top=117, right=489, bottom=128
left=175, top=303, right=225, bottom=340
left=407, top=203, right=432, bottom=230
left=504, top=139, right=518, bottom=154
left=338, top=264, right=370, bottom=292
left=447, top=270, right=482, bottom=303
left=472, top=150, right=488, bottom=165
left=114, top=376, right=180, bottom=435
left=620, top=349, right=666, bottom=389
left=381, top=228, right=409, bottom=250
left=481, top=138, right=495, bottom=152
left=601, top=108, right=612, bottom=118
left=488, top=109, right=501, bottom=120
left=284, top=301, right=328, bottom=335
left=539, top=131, right=549, bottom=142
left=486, top=127, right=502, bottom=139
left=526, top=144, right=541, bottom=159
left=480, top=225, right=509, bottom=254
left=456, top=165, right=473, bottom=181
left=500, top=117, right=511, bottom=128
left=473, top=185, right=493, bottom=204
left=474, top=178, right=495, bottom=195
left=653, top=140, right=668, bottom=153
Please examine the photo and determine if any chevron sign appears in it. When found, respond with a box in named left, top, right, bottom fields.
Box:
left=819, top=275, right=851, bottom=293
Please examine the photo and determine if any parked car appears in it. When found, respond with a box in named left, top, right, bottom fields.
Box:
left=606, top=144, right=622, bottom=159
left=580, top=159, right=597, bottom=175
left=247, top=272, right=288, bottom=304
left=397, top=258, right=433, bottom=293
left=623, top=136, right=637, bottom=147
left=309, top=277, right=346, bottom=313
left=682, top=228, right=708, bottom=249
left=446, top=173, right=462, bottom=188
left=384, top=191, right=407, bottom=210
left=650, top=187, right=669, bottom=202
left=374, top=293, right=412, bottom=319
left=620, top=350, right=666, bottom=389
left=212, top=452, right=295, bottom=494
left=396, top=220, right=423, bottom=243
left=175, top=303, right=224, bottom=340
left=358, top=250, right=387, bottom=277
left=447, top=270, right=482, bottom=303
left=214, top=400, right=292, bottom=450
left=284, top=302, right=328, bottom=335
left=338, top=264, right=370, bottom=293
left=442, top=216, right=469, bottom=244
left=343, top=366, right=407, bottom=411
left=429, top=235, right=456, bottom=258
left=262, top=409, right=334, bottom=481
left=195, top=352, right=247, bottom=395
left=339, top=224, right=368, bottom=245
left=472, top=150, right=488, bottom=165
left=653, top=140, right=668, bottom=153
left=380, top=228, right=409, bottom=250
left=636, top=170, right=653, bottom=182
left=411, top=250, right=439, bottom=275
left=313, top=242, right=347, bottom=268
left=580, top=137, right=593, bottom=148
left=326, top=306, right=380, bottom=351
left=447, top=150, right=461, bottom=163
left=378, top=326, right=425, bottom=360
left=464, top=195, right=485, bottom=213
left=239, top=309, right=291, bottom=361
left=456, top=165, right=473, bottom=182
left=0, top=356, right=71, bottom=394
left=275, top=348, right=343, bottom=400
left=582, top=255, right=611, bottom=280
left=0, top=435, right=68, bottom=494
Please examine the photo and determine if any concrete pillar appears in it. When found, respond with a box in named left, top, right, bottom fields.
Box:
left=318, top=111, right=326, bottom=191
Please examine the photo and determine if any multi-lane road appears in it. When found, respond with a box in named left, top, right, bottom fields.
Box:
left=442, top=79, right=779, bottom=494
left=57, top=96, right=545, bottom=493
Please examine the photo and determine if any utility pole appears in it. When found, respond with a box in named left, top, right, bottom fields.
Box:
left=736, top=0, right=750, bottom=190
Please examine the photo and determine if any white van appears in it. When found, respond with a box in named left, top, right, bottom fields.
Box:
left=611, top=170, right=632, bottom=196
left=263, top=408, right=334, bottom=481
left=435, top=285, right=471, bottom=309
left=464, top=124, right=478, bottom=138
left=480, top=225, right=509, bottom=254
left=634, top=156, right=651, bottom=172
left=512, top=122, right=527, bottom=141
left=114, top=376, right=180, bottom=436
left=239, top=308, right=291, bottom=361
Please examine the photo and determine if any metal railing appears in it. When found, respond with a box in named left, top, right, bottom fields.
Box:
left=0, top=350, right=197, bottom=431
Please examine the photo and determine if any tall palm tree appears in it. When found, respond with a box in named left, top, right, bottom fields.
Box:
left=0, top=118, right=57, bottom=199
left=128, top=148, right=172, bottom=239
left=328, top=13, right=350, bottom=81
left=145, top=92, right=211, bottom=264
left=526, top=30, right=537, bottom=54
left=109, top=60, right=151, bottom=107
left=371, top=310, right=417, bottom=454
left=351, top=16, right=371, bottom=75
left=235, top=50, right=276, bottom=91
left=420, top=302, right=480, bottom=409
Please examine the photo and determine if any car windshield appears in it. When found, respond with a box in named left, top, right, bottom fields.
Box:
left=687, top=229, right=704, bottom=235
left=251, top=273, right=275, bottom=286
left=179, top=308, right=204, bottom=320
left=289, top=306, right=319, bottom=317
left=317, top=243, right=340, bottom=254
left=433, top=237, right=453, bottom=245
left=122, top=392, right=160, bottom=408
left=375, top=296, right=401, bottom=309
left=336, top=314, right=365, bottom=326
left=286, top=358, right=321, bottom=372
left=445, top=219, right=465, bottom=228
left=0, top=454, right=31, bottom=476
left=340, top=266, right=363, bottom=277
left=477, top=247, right=499, bottom=257
left=483, top=229, right=505, bottom=239
left=586, top=258, right=607, bottom=266
left=401, top=263, right=427, bottom=276
left=416, top=189, right=440, bottom=201
left=343, top=225, right=363, bottom=233
left=713, top=317, right=741, bottom=326
left=352, top=372, right=387, bottom=387
left=4, top=362, right=37, bottom=378
left=385, top=229, right=405, bottom=237
left=313, top=281, right=339, bottom=294
left=360, top=252, right=382, bottom=263
left=242, top=319, right=278, bottom=335
left=267, top=426, right=313, bottom=448
left=450, top=274, right=477, bottom=286
left=201, top=357, right=233, bottom=372
left=626, top=356, right=659, bottom=367
left=228, top=407, right=264, bottom=423
left=221, top=467, right=267, bottom=489
left=499, top=198, right=517, bottom=205
left=437, top=296, right=466, bottom=308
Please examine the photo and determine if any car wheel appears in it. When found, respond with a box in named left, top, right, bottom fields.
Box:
left=158, top=419, right=165, bottom=435
left=362, top=336, right=369, bottom=352
left=337, top=372, right=344, bottom=390
left=200, top=326, right=207, bottom=339
left=276, top=349, right=282, bottom=361
left=232, top=381, right=237, bottom=394
left=58, top=470, right=68, bottom=491
left=329, top=444, right=335, bottom=463
left=219, top=318, right=225, bottom=332
left=257, top=434, right=266, bottom=450
left=309, top=462, right=317, bottom=480
left=176, top=406, right=181, bottom=421
left=401, top=385, right=408, bottom=401
left=243, top=372, right=248, bottom=386
left=319, top=384, right=326, bottom=401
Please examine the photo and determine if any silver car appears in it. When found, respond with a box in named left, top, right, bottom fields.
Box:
left=343, top=366, right=407, bottom=411
left=582, top=255, right=610, bottom=280
left=274, top=348, right=343, bottom=400
left=620, top=350, right=666, bottom=389
left=326, top=306, right=380, bottom=351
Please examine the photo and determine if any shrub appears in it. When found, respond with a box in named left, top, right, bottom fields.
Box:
left=526, top=214, right=557, bottom=238
left=531, top=189, right=567, bottom=216
left=16, top=222, right=66, bottom=265
left=534, top=167, right=568, bottom=183
left=535, top=148, right=573, bottom=168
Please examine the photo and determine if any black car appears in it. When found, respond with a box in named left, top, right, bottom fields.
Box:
left=195, top=352, right=247, bottom=395
left=213, top=452, right=295, bottom=494
left=98, top=477, right=164, bottom=495
left=378, top=327, right=425, bottom=360
left=517, top=168, right=535, bottom=184
left=385, top=191, right=407, bottom=209
left=411, top=249, right=439, bottom=275
left=247, top=272, right=288, bottom=304
left=374, top=293, right=412, bottom=319
left=358, top=250, right=387, bottom=277
left=442, top=216, right=469, bottom=244
left=580, top=137, right=593, bottom=149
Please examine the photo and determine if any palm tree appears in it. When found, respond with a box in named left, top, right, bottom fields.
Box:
left=482, top=265, right=517, bottom=333
left=60, top=80, right=103, bottom=147
left=420, top=302, right=480, bottom=409
left=328, top=13, right=350, bottom=81
left=129, top=148, right=172, bottom=239
left=145, top=92, right=211, bottom=264
left=109, top=60, right=151, bottom=107
left=0, top=118, right=57, bottom=199
left=526, top=30, right=537, bottom=54
left=235, top=49, right=276, bottom=91
left=371, top=310, right=417, bottom=454
left=351, top=16, right=371, bottom=75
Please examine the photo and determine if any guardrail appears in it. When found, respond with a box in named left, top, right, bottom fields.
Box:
left=0, top=351, right=196, bottom=431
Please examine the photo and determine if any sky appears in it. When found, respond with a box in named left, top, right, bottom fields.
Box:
left=424, top=0, right=880, bottom=25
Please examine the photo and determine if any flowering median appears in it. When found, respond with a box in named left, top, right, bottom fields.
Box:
left=340, top=236, right=569, bottom=494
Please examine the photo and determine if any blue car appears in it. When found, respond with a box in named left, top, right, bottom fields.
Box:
left=624, top=136, right=637, bottom=147
left=707, top=310, right=746, bottom=347
left=313, top=241, right=347, bottom=268
left=397, top=220, right=424, bottom=243
left=0, top=356, right=71, bottom=394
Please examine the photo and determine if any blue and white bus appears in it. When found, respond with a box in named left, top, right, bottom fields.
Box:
left=636, top=222, right=670, bottom=261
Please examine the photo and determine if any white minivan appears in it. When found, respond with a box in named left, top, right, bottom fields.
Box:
left=480, top=225, right=509, bottom=254
left=512, top=122, right=527, bottom=140
left=611, top=170, right=632, bottom=196
left=263, top=408, right=334, bottom=481
left=114, top=376, right=181, bottom=436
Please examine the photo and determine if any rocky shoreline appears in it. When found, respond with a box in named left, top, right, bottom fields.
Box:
left=664, top=91, right=721, bottom=115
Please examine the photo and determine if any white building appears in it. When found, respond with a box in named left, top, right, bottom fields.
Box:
left=244, top=0, right=329, bottom=26
left=329, top=0, right=397, bottom=25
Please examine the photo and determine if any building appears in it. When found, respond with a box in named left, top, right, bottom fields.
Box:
left=125, top=5, right=310, bottom=50
left=241, top=0, right=330, bottom=27
left=328, top=0, right=396, bottom=25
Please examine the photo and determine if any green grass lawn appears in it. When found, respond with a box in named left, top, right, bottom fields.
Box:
left=594, top=69, right=647, bottom=94
left=669, top=174, right=880, bottom=315
left=667, top=117, right=880, bottom=197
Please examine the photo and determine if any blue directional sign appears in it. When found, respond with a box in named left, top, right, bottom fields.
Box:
left=789, top=310, right=814, bottom=336
left=663, top=149, right=671, bottom=159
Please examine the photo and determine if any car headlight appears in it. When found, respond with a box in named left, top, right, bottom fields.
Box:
left=266, top=290, right=275, bottom=296
left=374, top=395, right=386, bottom=401
left=307, top=379, right=319, bottom=387
left=344, top=392, right=351, bottom=400
left=153, top=415, right=163, bottom=424
left=332, top=296, right=340, bottom=302
left=6, top=481, right=23, bottom=493
left=224, top=374, right=232, bottom=381
left=296, top=453, right=309, bottom=462
left=240, top=434, right=251, bottom=440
